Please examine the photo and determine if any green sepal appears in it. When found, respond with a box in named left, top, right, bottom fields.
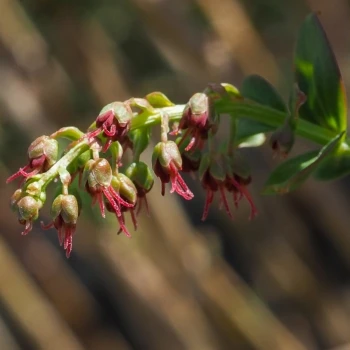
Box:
left=198, top=153, right=211, bottom=180
left=263, top=131, right=344, bottom=194
left=99, top=102, right=133, bottom=126
left=145, top=92, right=174, bottom=108
left=128, top=98, right=154, bottom=113
left=125, top=162, right=154, bottom=193
left=50, top=127, right=85, bottom=141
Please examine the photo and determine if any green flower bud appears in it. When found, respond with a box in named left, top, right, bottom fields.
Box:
left=125, top=162, right=154, bottom=197
left=17, top=196, right=40, bottom=222
left=11, top=189, right=23, bottom=211
left=152, top=141, right=182, bottom=171
left=83, top=158, right=112, bottom=192
left=51, top=194, right=79, bottom=225
left=112, top=173, right=137, bottom=206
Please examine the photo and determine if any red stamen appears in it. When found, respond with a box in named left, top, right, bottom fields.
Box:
left=6, top=164, right=31, bottom=183
left=202, top=190, right=214, bottom=221
left=102, top=123, right=116, bottom=137
left=40, top=221, right=54, bottom=230
left=102, top=139, right=112, bottom=153
left=219, top=186, right=232, bottom=219
left=19, top=167, right=41, bottom=178
left=130, top=209, right=137, bottom=230
left=185, top=137, right=196, bottom=152
left=97, top=192, right=106, bottom=218
left=240, top=185, right=258, bottom=220
left=109, top=186, right=134, bottom=208
left=103, top=188, right=122, bottom=217
left=21, top=221, right=33, bottom=235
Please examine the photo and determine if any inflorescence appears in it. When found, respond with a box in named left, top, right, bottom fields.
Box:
left=8, top=85, right=259, bottom=257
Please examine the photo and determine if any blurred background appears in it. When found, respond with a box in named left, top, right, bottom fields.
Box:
left=1, top=0, right=350, bottom=349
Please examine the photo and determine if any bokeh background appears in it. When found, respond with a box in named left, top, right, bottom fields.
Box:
left=1, top=0, right=350, bottom=349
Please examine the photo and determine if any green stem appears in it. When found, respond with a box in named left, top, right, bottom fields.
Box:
left=28, top=97, right=347, bottom=194
left=132, top=99, right=341, bottom=146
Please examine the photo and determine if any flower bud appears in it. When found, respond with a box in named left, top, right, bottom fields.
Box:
left=11, top=189, right=23, bottom=211
left=51, top=194, right=79, bottom=225
left=111, top=174, right=137, bottom=207
left=125, top=162, right=154, bottom=197
left=97, top=102, right=133, bottom=128
left=6, top=136, right=58, bottom=183
left=182, top=93, right=211, bottom=129
left=153, top=141, right=182, bottom=172
left=83, top=158, right=112, bottom=193
left=28, top=136, right=58, bottom=168
left=16, top=196, right=41, bottom=235
left=152, top=141, right=193, bottom=200
left=17, top=196, right=40, bottom=222
left=176, top=92, right=216, bottom=152
left=43, top=194, right=79, bottom=258
left=88, top=102, right=133, bottom=152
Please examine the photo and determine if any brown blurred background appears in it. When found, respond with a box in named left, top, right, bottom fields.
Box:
left=1, top=0, right=350, bottom=349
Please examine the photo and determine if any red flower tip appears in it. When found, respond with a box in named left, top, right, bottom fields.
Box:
left=152, top=141, right=194, bottom=200
left=86, top=102, right=133, bottom=152
left=7, top=136, right=58, bottom=183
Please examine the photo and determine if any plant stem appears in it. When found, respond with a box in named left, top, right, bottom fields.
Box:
left=29, top=97, right=347, bottom=192
left=132, top=99, right=341, bottom=146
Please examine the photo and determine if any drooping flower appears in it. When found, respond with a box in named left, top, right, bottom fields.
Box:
left=106, top=173, right=138, bottom=236
left=199, top=154, right=232, bottom=220
left=175, top=93, right=215, bottom=152
left=13, top=195, right=42, bottom=235
left=82, top=158, right=134, bottom=236
left=269, top=84, right=307, bottom=158
left=199, top=152, right=257, bottom=221
left=41, top=194, right=79, bottom=258
left=152, top=141, right=194, bottom=200
left=6, top=136, right=58, bottom=183
left=87, top=102, right=133, bottom=152
left=125, top=161, right=154, bottom=215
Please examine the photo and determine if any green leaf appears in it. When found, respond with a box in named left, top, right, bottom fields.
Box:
left=313, top=148, right=350, bottom=181
left=294, top=13, right=347, bottom=132
left=145, top=92, right=174, bottom=108
left=235, top=119, right=272, bottom=142
left=241, top=75, right=287, bottom=112
left=263, top=131, right=344, bottom=194
left=236, top=75, right=287, bottom=141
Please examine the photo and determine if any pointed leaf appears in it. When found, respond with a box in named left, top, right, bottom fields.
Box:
left=313, top=148, right=350, bottom=181
left=241, top=75, right=287, bottom=112
left=236, top=75, right=287, bottom=141
left=294, top=13, right=347, bottom=132
left=263, top=131, right=344, bottom=194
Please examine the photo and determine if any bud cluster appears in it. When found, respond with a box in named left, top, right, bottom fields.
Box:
left=7, top=88, right=258, bottom=257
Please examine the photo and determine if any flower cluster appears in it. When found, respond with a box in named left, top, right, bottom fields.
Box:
left=8, top=88, right=257, bottom=257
